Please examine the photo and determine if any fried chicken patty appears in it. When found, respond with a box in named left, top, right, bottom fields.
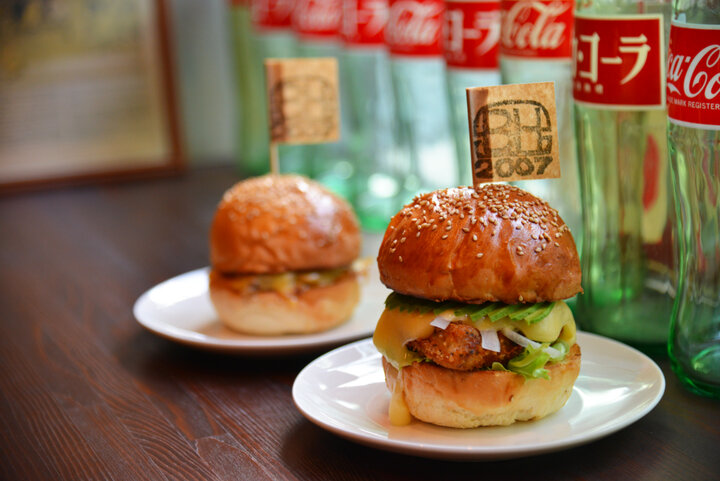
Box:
left=406, top=322, right=524, bottom=371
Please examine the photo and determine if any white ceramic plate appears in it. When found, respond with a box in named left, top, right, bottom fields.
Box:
left=133, top=266, right=390, bottom=354
left=292, top=333, right=665, bottom=460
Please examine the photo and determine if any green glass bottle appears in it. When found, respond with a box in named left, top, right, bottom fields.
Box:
left=572, top=0, right=674, bottom=354
left=666, top=0, right=720, bottom=398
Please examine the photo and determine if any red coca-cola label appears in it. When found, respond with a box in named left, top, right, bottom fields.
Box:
left=386, top=0, right=444, bottom=56
left=251, top=0, right=294, bottom=29
left=342, top=0, right=388, bottom=46
left=443, top=1, right=500, bottom=69
left=499, top=0, right=573, bottom=59
left=293, top=0, right=343, bottom=39
left=667, top=22, right=720, bottom=129
left=573, top=14, right=665, bottom=108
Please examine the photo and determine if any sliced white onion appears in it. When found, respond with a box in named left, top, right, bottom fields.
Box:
left=501, top=328, right=538, bottom=348
left=430, top=314, right=452, bottom=330
left=480, top=329, right=501, bottom=352
left=500, top=328, right=562, bottom=358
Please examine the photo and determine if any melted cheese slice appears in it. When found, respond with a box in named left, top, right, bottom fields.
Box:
left=373, top=301, right=576, bottom=370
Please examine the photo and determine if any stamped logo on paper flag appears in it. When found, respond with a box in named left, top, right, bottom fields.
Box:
left=466, top=82, right=560, bottom=185
left=265, top=58, right=340, bottom=144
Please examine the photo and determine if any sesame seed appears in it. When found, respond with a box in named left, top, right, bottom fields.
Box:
left=445, top=225, right=452, bottom=231
left=416, top=232, right=421, bottom=237
left=401, top=237, right=406, bottom=243
left=399, top=256, right=403, bottom=262
left=519, top=295, right=524, bottom=302
left=432, top=225, right=438, bottom=231
left=462, top=227, right=470, bottom=233
left=555, top=242, right=560, bottom=247
left=476, top=253, right=484, bottom=258
left=472, top=234, right=478, bottom=241
left=535, top=247, right=542, bottom=253
left=442, top=234, right=449, bottom=239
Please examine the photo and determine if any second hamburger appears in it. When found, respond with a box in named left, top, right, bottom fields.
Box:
left=373, top=183, right=582, bottom=428
left=209, top=174, right=363, bottom=335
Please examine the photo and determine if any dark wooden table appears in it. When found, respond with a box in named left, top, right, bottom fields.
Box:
left=1, top=166, right=718, bottom=481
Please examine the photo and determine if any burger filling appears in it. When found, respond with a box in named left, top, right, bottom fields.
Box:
left=373, top=292, right=576, bottom=380
left=211, top=258, right=370, bottom=296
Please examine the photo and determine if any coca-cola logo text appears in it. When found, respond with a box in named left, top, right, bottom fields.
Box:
left=294, top=0, right=342, bottom=37
left=500, top=0, right=573, bottom=59
left=251, top=0, right=294, bottom=28
left=666, top=22, right=720, bottom=128
left=668, top=45, right=720, bottom=100
left=386, top=0, right=444, bottom=56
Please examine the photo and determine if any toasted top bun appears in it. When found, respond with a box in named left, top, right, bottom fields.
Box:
left=210, top=174, right=360, bottom=274
left=377, top=184, right=581, bottom=304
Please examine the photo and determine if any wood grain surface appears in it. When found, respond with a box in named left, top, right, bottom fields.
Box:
left=0, top=166, right=718, bottom=481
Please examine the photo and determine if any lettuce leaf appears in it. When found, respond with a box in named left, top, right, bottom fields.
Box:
left=384, top=292, right=554, bottom=324
left=491, top=341, right=570, bottom=380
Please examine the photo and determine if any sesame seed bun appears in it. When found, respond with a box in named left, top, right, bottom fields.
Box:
left=208, top=174, right=362, bottom=335
left=210, top=174, right=361, bottom=275
left=377, top=184, right=582, bottom=304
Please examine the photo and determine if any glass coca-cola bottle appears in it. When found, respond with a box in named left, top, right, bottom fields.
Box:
left=386, top=0, right=457, bottom=197
left=235, top=0, right=303, bottom=175
left=666, top=0, right=720, bottom=397
left=342, top=0, right=407, bottom=231
left=573, top=0, right=673, bottom=352
left=499, top=0, right=582, bottom=258
left=442, top=0, right=501, bottom=187
left=293, top=0, right=356, bottom=198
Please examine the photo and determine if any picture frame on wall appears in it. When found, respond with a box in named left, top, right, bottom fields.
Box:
left=0, top=0, right=183, bottom=193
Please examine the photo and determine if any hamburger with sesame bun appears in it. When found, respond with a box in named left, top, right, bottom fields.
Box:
left=209, top=174, right=364, bottom=335
left=373, top=183, right=582, bottom=428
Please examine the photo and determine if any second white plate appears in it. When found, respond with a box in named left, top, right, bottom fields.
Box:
left=292, top=332, right=665, bottom=460
left=133, top=267, right=390, bottom=354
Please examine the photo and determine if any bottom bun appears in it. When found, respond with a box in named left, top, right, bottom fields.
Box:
left=209, top=270, right=360, bottom=335
left=382, top=343, right=581, bottom=428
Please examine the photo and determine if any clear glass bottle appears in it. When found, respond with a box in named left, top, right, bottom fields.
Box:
left=293, top=0, right=355, bottom=199
left=501, top=0, right=582, bottom=260
left=233, top=0, right=303, bottom=175
left=443, top=0, right=502, bottom=187
left=228, top=0, right=266, bottom=175
left=666, top=0, right=720, bottom=398
left=342, top=0, right=408, bottom=231
left=572, top=0, right=674, bottom=352
left=387, top=0, right=457, bottom=198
